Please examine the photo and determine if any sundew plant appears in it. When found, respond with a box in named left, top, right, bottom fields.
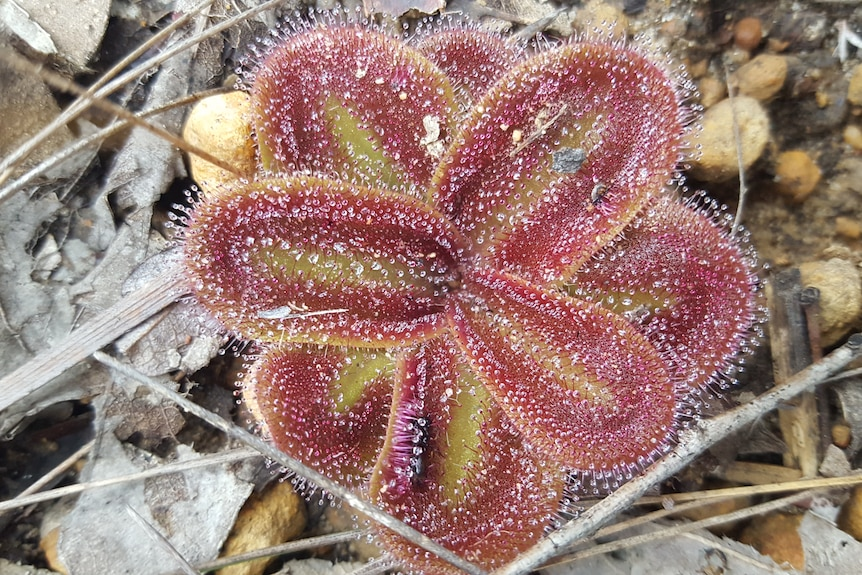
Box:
left=180, top=12, right=760, bottom=574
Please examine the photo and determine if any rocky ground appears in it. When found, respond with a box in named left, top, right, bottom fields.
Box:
left=1, top=0, right=862, bottom=574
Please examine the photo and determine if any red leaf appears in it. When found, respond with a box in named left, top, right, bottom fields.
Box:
left=370, top=335, right=565, bottom=573
left=249, top=24, right=457, bottom=193
left=447, top=267, right=680, bottom=474
left=415, top=26, right=522, bottom=110
left=569, top=196, right=760, bottom=390
left=245, top=344, right=394, bottom=488
left=432, top=41, right=686, bottom=283
left=183, top=176, right=465, bottom=345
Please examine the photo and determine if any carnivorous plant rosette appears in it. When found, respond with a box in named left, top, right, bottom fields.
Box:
left=181, top=17, right=759, bottom=574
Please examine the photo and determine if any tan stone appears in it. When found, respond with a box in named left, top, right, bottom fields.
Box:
left=687, top=96, right=770, bottom=182
left=773, top=150, right=821, bottom=202
left=218, top=480, right=307, bottom=575
left=843, top=124, right=862, bottom=150
left=848, top=64, right=862, bottom=106
left=831, top=423, right=852, bottom=449
left=738, top=512, right=805, bottom=570
left=838, top=486, right=862, bottom=541
left=836, top=216, right=862, bottom=240
left=798, top=258, right=862, bottom=346
left=183, top=91, right=256, bottom=193
left=734, top=17, right=763, bottom=51
left=733, top=54, right=787, bottom=101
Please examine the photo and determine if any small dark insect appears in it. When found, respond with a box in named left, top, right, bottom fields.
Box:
left=408, top=415, right=432, bottom=485
left=591, top=181, right=609, bottom=205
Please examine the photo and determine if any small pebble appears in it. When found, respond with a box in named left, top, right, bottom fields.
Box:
left=686, top=59, right=709, bottom=79
left=574, top=1, right=628, bottom=42
left=697, top=76, right=726, bottom=108
left=835, top=216, right=862, bottom=240
left=738, top=512, right=805, bottom=570
left=733, top=54, right=787, bottom=101
left=838, top=486, right=862, bottom=541
left=798, top=258, right=862, bottom=346
left=182, top=91, right=256, bottom=192
left=849, top=64, right=862, bottom=106
left=734, top=17, right=763, bottom=51
left=723, top=45, right=752, bottom=67
left=832, top=423, right=852, bottom=449
left=773, top=150, right=821, bottom=202
left=843, top=124, right=862, bottom=150
left=218, top=480, right=307, bottom=575
left=687, top=96, right=770, bottom=182
left=819, top=444, right=853, bottom=477
left=659, top=17, right=687, bottom=40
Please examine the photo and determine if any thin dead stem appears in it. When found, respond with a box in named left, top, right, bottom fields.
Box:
left=188, top=530, right=366, bottom=574
left=547, top=488, right=821, bottom=571
left=637, top=473, right=862, bottom=506
left=0, top=449, right=259, bottom=513
left=0, top=50, right=243, bottom=179
left=726, top=64, right=748, bottom=235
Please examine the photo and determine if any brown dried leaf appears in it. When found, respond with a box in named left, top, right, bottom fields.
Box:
left=105, top=384, right=185, bottom=451
left=58, top=431, right=257, bottom=575
left=362, top=0, right=445, bottom=17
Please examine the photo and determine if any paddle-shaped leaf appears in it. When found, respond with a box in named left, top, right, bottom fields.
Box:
left=569, top=196, right=760, bottom=390
left=448, top=267, right=680, bottom=474
left=432, top=42, right=686, bottom=284
left=249, top=24, right=458, bottom=193
left=246, top=344, right=394, bottom=487
left=183, top=176, right=466, bottom=345
left=370, top=336, right=565, bottom=573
